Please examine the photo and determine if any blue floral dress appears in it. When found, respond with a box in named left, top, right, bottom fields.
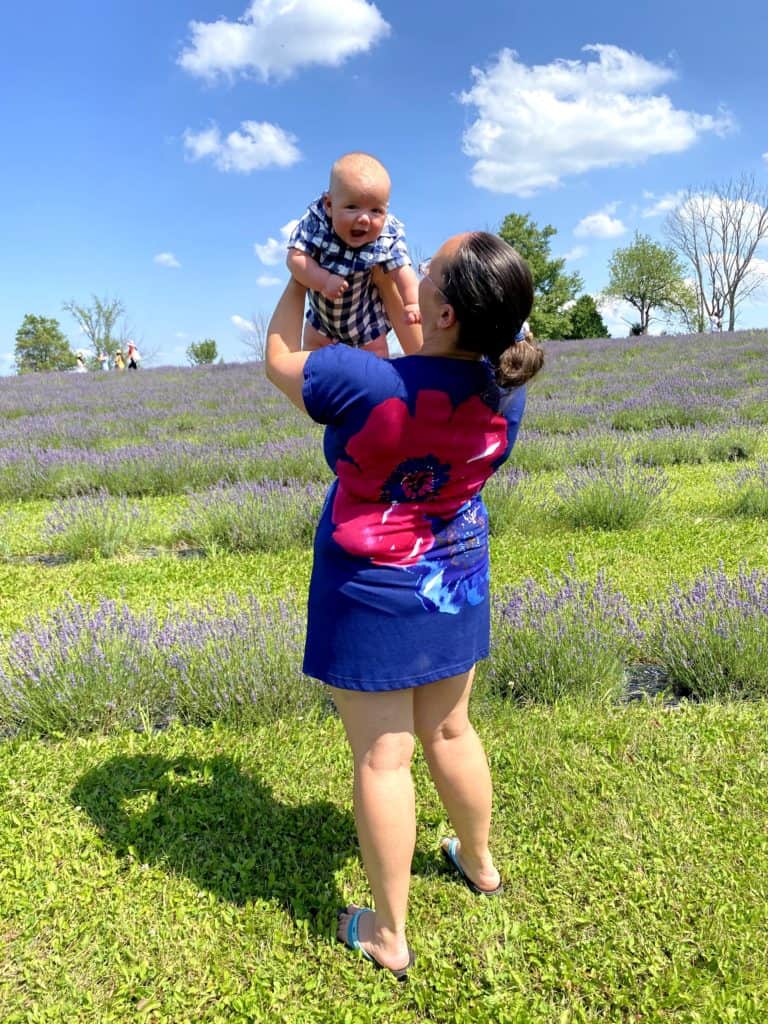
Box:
left=301, top=345, right=526, bottom=691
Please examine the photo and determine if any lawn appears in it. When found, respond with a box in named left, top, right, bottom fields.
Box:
left=2, top=706, right=768, bottom=1023
left=1, top=329, right=767, bottom=1021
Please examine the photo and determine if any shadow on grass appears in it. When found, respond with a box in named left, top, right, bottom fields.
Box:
left=71, top=753, right=355, bottom=937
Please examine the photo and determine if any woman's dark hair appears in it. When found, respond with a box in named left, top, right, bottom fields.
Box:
left=440, top=232, right=544, bottom=388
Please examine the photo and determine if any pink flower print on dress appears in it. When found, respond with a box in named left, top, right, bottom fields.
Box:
left=331, top=390, right=508, bottom=566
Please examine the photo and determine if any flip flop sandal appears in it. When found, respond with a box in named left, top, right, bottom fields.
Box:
left=337, top=907, right=415, bottom=982
left=441, top=837, right=504, bottom=896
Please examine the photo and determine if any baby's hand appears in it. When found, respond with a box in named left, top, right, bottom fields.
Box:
left=403, top=302, right=422, bottom=326
left=321, top=273, right=349, bottom=301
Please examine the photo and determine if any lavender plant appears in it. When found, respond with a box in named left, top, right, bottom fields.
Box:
left=176, top=480, right=326, bottom=553
left=650, top=565, right=768, bottom=700
left=42, top=489, right=149, bottom=559
left=483, top=468, right=533, bottom=535
left=720, top=461, right=768, bottom=518
left=484, top=571, right=643, bottom=705
left=553, top=455, right=669, bottom=530
left=0, top=594, right=321, bottom=737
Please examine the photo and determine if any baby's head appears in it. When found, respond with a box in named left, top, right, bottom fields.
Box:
left=324, top=152, right=391, bottom=249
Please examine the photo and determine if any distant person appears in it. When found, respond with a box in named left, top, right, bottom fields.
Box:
left=74, top=352, right=87, bottom=373
left=114, top=350, right=125, bottom=371
left=98, top=351, right=109, bottom=371
left=286, top=152, right=422, bottom=359
left=127, top=341, right=141, bottom=369
left=266, top=231, right=543, bottom=980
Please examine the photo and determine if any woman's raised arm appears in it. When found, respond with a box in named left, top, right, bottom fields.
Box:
left=264, top=278, right=311, bottom=411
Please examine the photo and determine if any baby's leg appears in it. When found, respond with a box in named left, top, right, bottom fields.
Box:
left=302, top=321, right=334, bottom=352
left=360, top=333, right=390, bottom=358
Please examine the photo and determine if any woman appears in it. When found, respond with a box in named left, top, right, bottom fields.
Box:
left=265, top=231, right=543, bottom=980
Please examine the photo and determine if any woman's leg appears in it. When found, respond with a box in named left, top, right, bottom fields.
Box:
left=413, top=669, right=501, bottom=892
left=330, top=686, right=415, bottom=970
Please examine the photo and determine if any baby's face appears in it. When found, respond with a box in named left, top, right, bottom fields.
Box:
left=324, top=176, right=389, bottom=249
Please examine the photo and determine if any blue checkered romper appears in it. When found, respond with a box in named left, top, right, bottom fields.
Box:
left=288, top=198, right=412, bottom=346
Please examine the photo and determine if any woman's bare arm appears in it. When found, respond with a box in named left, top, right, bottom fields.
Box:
left=373, top=266, right=423, bottom=355
left=264, top=279, right=312, bottom=411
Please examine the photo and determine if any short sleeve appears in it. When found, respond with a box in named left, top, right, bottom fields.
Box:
left=288, top=203, right=325, bottom=257
left=302, top=345, right=394, bottom=426
left=379, top=216, right=412, bottom=273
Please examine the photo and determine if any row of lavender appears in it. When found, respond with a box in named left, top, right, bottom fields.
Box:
left=3, top=331, right=766, bottom=437
left=6, top=458, right=767, bottom=561
left=1, top=566, right=765, bottom=737
left=2, top=425, right=764, bottom=502
left=0, top=331, right=766, bottom=499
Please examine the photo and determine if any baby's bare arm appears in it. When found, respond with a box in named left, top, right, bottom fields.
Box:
left=388, top=264, right=421, bottom=325
left=287, top=249, right=347, bottom=300
left=373, top=266, right=423, bottom=355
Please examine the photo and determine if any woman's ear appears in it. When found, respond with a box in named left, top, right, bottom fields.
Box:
left=438, top=302, right=457, bottom=329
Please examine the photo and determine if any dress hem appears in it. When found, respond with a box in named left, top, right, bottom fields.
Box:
left=303, top=650, right=488, bottom=692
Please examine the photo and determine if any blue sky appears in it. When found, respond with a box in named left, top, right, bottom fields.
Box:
left=2, top=0, right=767, bottom=371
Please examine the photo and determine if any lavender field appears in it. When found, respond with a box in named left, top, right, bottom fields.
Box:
left=1, top=330, right=767, bottom=735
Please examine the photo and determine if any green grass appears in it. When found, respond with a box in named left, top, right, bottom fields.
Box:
left=2, top=706, right=767, bottom=1022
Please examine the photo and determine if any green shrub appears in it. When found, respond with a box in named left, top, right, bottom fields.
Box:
left=552, top=456, right=669, bottom=530
left=483, top=571, right=642, bottom=705
left=650, top=565, right=768, bottom=701
left=42, top=490, right=148, bottom=559
left=175, top=480, right=325, bottom=553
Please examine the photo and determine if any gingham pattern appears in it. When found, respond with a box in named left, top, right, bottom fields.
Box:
left=288, top=198, right=412, bottom=346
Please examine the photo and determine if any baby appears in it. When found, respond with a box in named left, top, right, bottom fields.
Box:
left=286, top=152, right=421, bottom=357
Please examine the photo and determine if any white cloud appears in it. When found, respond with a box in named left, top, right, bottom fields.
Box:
left=598, top=296, right=638, bottom=336
left=563, top=245, right=587, bottom=261
left=178, top=0, right=390, bottom=82
left=154, top=252, right=181, bottom=268
left=231, top=314, right=259, bottom=334
left=460, top=44, right=733, bottom=195
left=256, top=275, right=282, bottom=287
left=0, top=351, right=13, bottom=364
left=763, top=152, right=768, bottom=165
left=175, top=332, right=188, bottom=339
left=184, top=121, right=301, bottom=173
left=641, top=189, right=685, bottom=217
left=254, top=220, right=299, bottom=264
left=574, top=208, right=626, bottom=238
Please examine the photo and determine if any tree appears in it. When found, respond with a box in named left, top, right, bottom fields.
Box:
left=498, top=213, right=583, bottom=339
left=186, top=338, right=218, bottom=365
left=237, top=313, right=269, bottom=361
left=665, top=175, right=768, bottom=331
left=564, top=295, right=610, bottom=339
left=604, top=233, right=694, bottom=334
left=14, top=314, right=76, bottom=373
left=62, top=295, right=126, bottom=360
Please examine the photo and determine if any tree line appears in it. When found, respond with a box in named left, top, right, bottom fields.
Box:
left=13, top=296, right=219, bottom=374
left=11, top=174, right=767, bottom=373
left=502, top=173, right=768, bottom=338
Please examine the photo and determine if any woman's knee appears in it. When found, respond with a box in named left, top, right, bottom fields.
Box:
left=357, top=731, right=415, bottom=773
left=416, top=712, right=471, bottom=753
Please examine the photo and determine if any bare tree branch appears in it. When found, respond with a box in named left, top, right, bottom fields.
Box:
left=237, top=313, right=270, bottom=362
left=665, top=175, right=768, bottom=331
